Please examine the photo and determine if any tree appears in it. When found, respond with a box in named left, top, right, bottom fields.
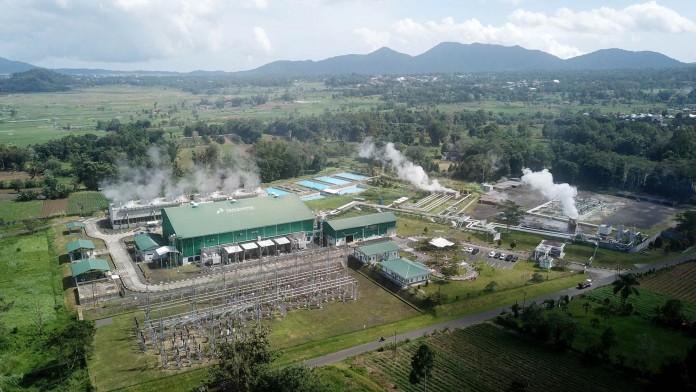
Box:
left=660, top=298, right=685, bottom=326
left=252, top=364, right=329, bottom=392
left=583, top=301, right=592, bottom=315
left=211, top=325, right=277, bottom=392
left=675, top=210, right=696, bottom=233
left=600, top=326, right=617, bottom=356
left=497, top=200, right=525, bottom=232
left=612, top=273, right=640, bottom=309
left=409, top=343, right=435, bottom=389
left=10, top=178, right=23, bottom=192
left=440, top=265, right=458, bottom=280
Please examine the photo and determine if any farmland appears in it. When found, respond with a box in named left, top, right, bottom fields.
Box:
left=41, top=198, right=68, bottom=218
left=67, top=191, right=110, bottom=216
left=584, top=284, right=696, bottom=323
left=639, top=261, right=696, bottom=304
left=348, top=323, right=645, bottom=392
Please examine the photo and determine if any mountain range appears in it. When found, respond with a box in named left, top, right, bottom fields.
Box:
left=1, top=42, right=692, bottom=77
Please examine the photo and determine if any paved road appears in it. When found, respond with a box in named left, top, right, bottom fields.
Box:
left=304, top=251, right=695, bottom=368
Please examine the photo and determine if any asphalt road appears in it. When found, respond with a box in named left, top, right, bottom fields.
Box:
left=304, top=251, right=695, bottom=368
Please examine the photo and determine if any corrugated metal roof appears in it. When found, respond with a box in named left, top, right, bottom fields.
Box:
left=71, top=258, right=111, bottom=277
left=66, top=239, right=95, bottom=253
left=355, top=240, right=399, bottom=256
left=273, top=237, right=290, bottom=245
left=163, top=194, right=315, bottom=239
left=66, top=221, right=85, bottom=230
left=134, top=233, right=166, bottom=251
left=257, top=239, right=274, bottom=247
left=325, top=212, right=396, bottom=231
left=380, top=258, right=430, bottom=279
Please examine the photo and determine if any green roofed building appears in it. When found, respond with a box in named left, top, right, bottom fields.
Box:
left=66, top=239, right=95, bottom=261
left=133, top=232, right=167, bottom=261
left=353, top=240, right=400, bottom=264
left=71, top=258, right=111, bottom=283
left=323, top=212, right=396, bottom=246
left=66, top=221, right=85, bottom=232
left=380, top=258, right=430, bottom=287
left=162, top=194, right=316, bottom=263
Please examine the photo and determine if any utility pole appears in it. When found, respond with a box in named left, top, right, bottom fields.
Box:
left=522, top=290, right=527, bottom=311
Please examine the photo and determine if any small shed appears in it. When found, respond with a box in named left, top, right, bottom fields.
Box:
left=66, top=239, right=95, bottom=261
left=380, top=258, right=430, bottom=287
left=71, top=258, right=111, bottom=283
left=66, top=221, right=85, bottom=233
left=353, top=240, right=400, bottom=264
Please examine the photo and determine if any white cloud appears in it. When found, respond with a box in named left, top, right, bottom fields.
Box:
left=353, top=27, right=391, bottom=51
left=384, top=1, right=695, bottom=59
left=254, top=26, right=273, bottom=53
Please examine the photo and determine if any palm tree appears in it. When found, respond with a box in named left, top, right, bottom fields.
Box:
left=612, top=273, right=640, bottom=308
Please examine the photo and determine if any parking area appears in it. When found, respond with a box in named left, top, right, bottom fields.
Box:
left=458, top=243, right=526, bottom=270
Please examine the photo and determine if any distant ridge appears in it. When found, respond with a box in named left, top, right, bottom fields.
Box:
left=0, top=57, right=35, bottom=74
left=562, top=48, right=684, bottom=70
left=0, top=43, right=691, bottom=76
left=242, top=42, right=689, bottom=76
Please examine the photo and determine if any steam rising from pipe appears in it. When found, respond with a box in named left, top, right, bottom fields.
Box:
left=101, top=146, right=260, bottom=204
left=358, top=138, right=454, bottom=193
left=521, top=168, right=579, bottom=219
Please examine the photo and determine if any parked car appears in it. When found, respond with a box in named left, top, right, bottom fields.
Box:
left=465, top=246, right=474, bottom=253
left=505, top=254, right=513, bottom=261
left=512, top=255, right=519, bottom=262
left=489, top=251, right=496, bottom=257
left=494, top=252, right=501, bottom=259
left=499, top=253, right=506, bottom=260
left=472, top=248, right=480, bottom=255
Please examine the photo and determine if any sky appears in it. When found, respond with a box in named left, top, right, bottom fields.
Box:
left=1, top=0, right=695, bottom=72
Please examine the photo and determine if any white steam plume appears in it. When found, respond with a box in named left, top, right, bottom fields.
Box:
left=521, top=168, right=579, bottom=219
left=101, top=146, right=260, bottom=204
left=359, top=138, right=454, bottom=193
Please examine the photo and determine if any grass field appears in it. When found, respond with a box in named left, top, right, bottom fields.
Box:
left=583, top=285, right=696, bottom=324
left=0, top=199, right=43, bottom=223
left=0, top=230, right=61, bottom=330
left=348, top=323, right=646, bottom=392
left=0, top=84, right=381, bottom=147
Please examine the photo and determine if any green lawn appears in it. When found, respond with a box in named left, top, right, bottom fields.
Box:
left=0, top=229, right=64, bottom=378
left=0, top=230, right=61, bottom=329
left=0, top=199, right=43, bottom=223
left=267, top=269, right=421, bottom=349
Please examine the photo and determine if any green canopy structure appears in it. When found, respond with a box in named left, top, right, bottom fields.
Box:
left=66, top=239, right=95, bottom=253
left=71, top=258, right=111, bottom=277
left=66, top=221, right=85, bottom=232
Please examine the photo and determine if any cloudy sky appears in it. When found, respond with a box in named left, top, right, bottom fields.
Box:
left=1, top=0, right=695, bottom=72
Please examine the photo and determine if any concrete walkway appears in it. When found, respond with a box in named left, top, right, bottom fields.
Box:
left=304, top=251, right=694, bottom=367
